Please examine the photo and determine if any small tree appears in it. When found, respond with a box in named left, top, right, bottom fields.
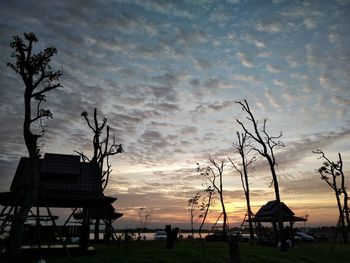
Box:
left=75, top=108, right=123, bottom=242
left=196, top=187, right=215, bottom=249
left=229, top=131, right=256, bottom=243
left=75, top=108, right=123, bottom=190
left=188, top=192, right=200, bottom=239
left=198, top=157, right=240, bottom=263
left=199, top=157, right=229, bottom=239
left=236, top=99, right=286, bottom=251
left=7, top=32, right=62, bottom=262
left=138, top=207, right=154, bottom=229
left=313, top=149, right=349, bottom=243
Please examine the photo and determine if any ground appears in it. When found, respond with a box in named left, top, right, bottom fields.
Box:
left=2, top=240, right=350, bottom=263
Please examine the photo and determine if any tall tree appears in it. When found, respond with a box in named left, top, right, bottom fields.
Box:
left=75, top=108, right=123, bottom=241
left=313, top=149, right=349, bottom=243
left=229, top=131, right=256, bottom=243
left=6, top=32, right=62, bottom=262
left=236, top=99, right=287, bottom=250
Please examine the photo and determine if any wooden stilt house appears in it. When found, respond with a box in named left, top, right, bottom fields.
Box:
left=0, top=153, right=122, bottom=250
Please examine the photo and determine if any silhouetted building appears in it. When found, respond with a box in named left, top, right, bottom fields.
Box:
left=252, top=200, right=307, bottom=224
left=0, top=153, right=122, bottom=249
left=249, top=200, right=307, bottom=244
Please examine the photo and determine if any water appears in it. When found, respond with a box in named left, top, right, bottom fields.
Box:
left=90, top=231, right=209, bottom=241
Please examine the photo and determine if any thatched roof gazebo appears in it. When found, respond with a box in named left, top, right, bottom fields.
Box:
left=252, top=200, right=307, bottom=224
left=249, top=200, right=307, bottom=244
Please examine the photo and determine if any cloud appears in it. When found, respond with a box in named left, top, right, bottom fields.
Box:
left=145, top=103, right=180, bottom=112
left=266, top=64, right=282, bottom=73
left=233, top=74, right=260, bottom=84
left=191, top=100, right=235, bottom=116
left=202, top=77, right=236, bottom=90
left=255, top=21, right=282, bottom=33
left=272, top=79, right=287, bottom=87
left=241, top=33, right=266, bottom=48
left=332, top=96, right=350, bottom=106
left=265, top=89, right=281, bottom=109
left=276, top=128, right=350, bottom=171
left=236, top=52, right=255, bottom=68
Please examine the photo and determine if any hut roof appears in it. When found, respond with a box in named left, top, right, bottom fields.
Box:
left=252, top=200, right=307, bottom=223
left=0, top=153, right=116, bottom=208
left=11, top=153, right=101, bottom=193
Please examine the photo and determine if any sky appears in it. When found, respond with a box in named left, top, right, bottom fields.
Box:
left=0, top=0, right=350, bottom=230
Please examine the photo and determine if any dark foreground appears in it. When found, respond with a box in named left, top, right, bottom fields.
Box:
left=2, top=240, right=350, bottom=263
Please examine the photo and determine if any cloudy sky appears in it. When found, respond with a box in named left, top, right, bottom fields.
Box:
left=0, top=0, right=350, bottom=229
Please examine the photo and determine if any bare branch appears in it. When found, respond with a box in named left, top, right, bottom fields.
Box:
left=73, top=150, right=91, bottom=163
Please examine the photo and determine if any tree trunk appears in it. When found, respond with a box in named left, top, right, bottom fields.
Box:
left=7, top=158, right=39, bottom=262
left=267, top=157, right=287, bottom=251
left=344, top=192, right=350, bottom=231
left=245, top=192, right=254, bottom=243
left=241, top=152, right=254, bottom=243
left=335, top=191, right=348, bottom=243
left=81, top=208, right=91, bottom=249
left=339, top=154, right=350, bottom=230
left=219, top=191, right=228, bottom=241
left=94, top=217, right=100, bottom=242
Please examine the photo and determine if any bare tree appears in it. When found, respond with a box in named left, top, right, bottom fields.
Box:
left=75, top=108, right=123, bottom=242
left=197, top=187, right=214, bottom=249
left=236, top=99, right=287, bottom=251
left=229, top=131, right=256, bottom=243
left=199, top=157, right=228, bottom=238
left=6, top=32, right=62, bottom=262
left=188, top=192, right=200, bottom=239
left=313, top=149, right=349, bottom=243
left=138, top=207, right=154, bottom=229
left=198, top=157, right=240, bottom=263
left=75, top=108, right=123, bottom=190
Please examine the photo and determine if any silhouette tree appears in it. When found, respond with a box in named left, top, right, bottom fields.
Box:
left=229, top=131, right=256, bottom=243
left=198, top=157, right=240, bottom=263
left=198, top=157, right=228, bottom=239
left=197, top=187, right=214, bottom=248
left=187, top=188, right=214, bottom=246
left=188, top=192, right=200, bottom=239
left=75, top=108, right=123, bottom=190
left=314, top=149, right=349, bottom=243
left=236, top=99, right=287, bottom=251
left=75, top=108, right=123, bottom=241
left=138, top=207, right=153, bottom=229
left=6, top=32, right=62, bottom=262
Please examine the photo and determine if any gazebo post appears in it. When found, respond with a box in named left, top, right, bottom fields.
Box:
left=36, top=206, right=42, bottom=251
left=272, top=221, right=278, bottom=243
left=81, top=208, right=91, bottom=249
left=290, top=221, right=295, bottom=246
left=257, top=223, right=262, bottom=243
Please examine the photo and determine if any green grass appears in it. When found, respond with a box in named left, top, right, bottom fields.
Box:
left=10, top=241, right=350, bottom=263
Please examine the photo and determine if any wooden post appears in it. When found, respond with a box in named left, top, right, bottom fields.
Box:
left=165, top=225, right=179, bottom=249
left=81, top=208, right=91, bottom=249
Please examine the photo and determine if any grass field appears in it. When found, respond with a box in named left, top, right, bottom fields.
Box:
left=8, top=240, right=350, bottom=263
